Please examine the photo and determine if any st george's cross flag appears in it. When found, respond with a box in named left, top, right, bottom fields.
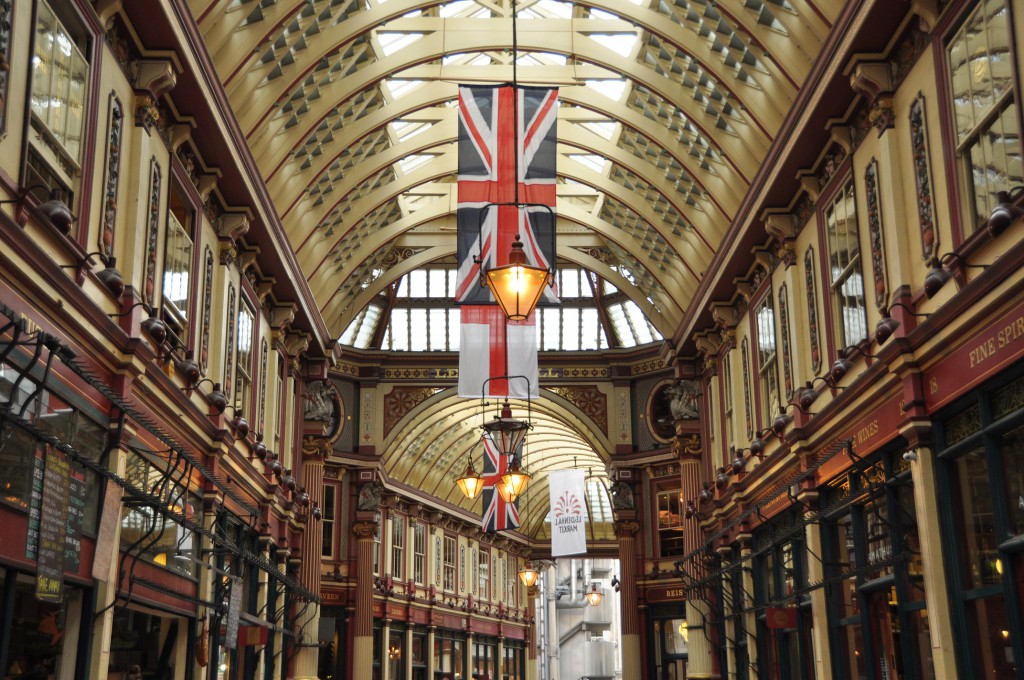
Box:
left=548, top=469, right=588, bottom=557
left=456, top=84, right=558, bottom=399
left=480, top=432, right=520, bottom=533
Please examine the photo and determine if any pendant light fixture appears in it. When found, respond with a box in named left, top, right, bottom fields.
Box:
left=456, top=455, right=485, bottom=500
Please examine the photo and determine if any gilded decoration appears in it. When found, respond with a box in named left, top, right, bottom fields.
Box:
left=613, top=520, right=641, bottom=537
left=864, top=159, right=888, bottom=310
left=258, top=338, right=268, bottom=433
left=100, top=93, right=123, bottom=258
left=224, top=285, right=236, bottom=401
left=673, top=433, right=701, bottom=459
left=143, top=158, right=161, bottom=306
left=741, top=339, right=752, bottom=440
left=909, top=94, right=938, bottom=261
left=200, top=247, right=213, bottom=370
left=993, top=375, right=1024, bottom=419
left=629, top=359, right=663, bottom=375
left=384, top=386, right=443, bottom=436
left=804, top=246, right=821, bottom=374
left=0, top=0, right=11, bottom=132
left=548, top=385, right=608, bottom=435
left=383, top=367, right=459, bottom=380
left=944, top=403, right=981, bottom=445
left=778, top=284, right=793, bottom=399
left=540, top=366, right=610, bottom=379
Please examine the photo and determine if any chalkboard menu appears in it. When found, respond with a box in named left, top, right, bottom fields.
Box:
left=35, top=447, right=70, bottom=603
left=27, top=451, right=88, bottom=572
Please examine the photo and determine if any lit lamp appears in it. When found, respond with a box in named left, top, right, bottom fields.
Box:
left=518, top=562, right=540, bottom=588
left=456, top=456, right=485, bottom=500
left=585, top=583, right=603, bottom=606
left=482, top=234, right=551, bottom=321
left=679, top=620, right=689, bottom=643
left=497, top=454, right=531, bottom=503
left=481, top=398, right=532, bottom=502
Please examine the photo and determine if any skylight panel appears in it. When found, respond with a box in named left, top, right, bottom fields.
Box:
left=387, top=79, right=424, bottom=99
left=568, top=154, right=606, bottom=173
left=584, top=79, right=627, bottom=102
left=378, top=33, right=424, bottom=56
left=440, top=1, right=475, bottom=17
left=392, top=120, right=432, bottom=142
left=589, top=34, right=638, bottom=57
left=534, top=0, right=572, bottom=19
left=340, top=304, right=383, bottom=349
left=587, top=8, right=619, bottom=20
left=580, top=121, right=617, bottom=140
left=397, top=153, right=435, bottom=174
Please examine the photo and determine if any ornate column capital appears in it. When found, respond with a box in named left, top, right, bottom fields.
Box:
left=613, top=519, right=640, bottom=538
left=352, top=517, right=379, bottom=539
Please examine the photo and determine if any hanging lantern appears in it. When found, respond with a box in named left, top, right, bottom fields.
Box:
left=456, top=456, right=485, bottom=500
left=483, top=234, right=551, bottom=321
left=518, top=561, right=540, bottom=588
left=585, top=583, right=603, bottom=606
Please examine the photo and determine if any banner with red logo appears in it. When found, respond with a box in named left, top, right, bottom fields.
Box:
left=549, top=469, right=587, bottom=557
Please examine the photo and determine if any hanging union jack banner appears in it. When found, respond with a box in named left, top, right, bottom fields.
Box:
left=456, top=84, right=558, bottom=399
left=481, top=433, right=520, bottom=533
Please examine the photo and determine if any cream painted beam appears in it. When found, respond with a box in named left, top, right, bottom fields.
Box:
left=269, top=84, right=748, bottom=222
left=297, top=158, right=705, bottom=307
left=688, top=0, right=815, bottom=86
left=284, top=125, right=720, bottom=280
left=229, top=13, right=783, bottom=134
left=307, top=193, right=692, bottom=332
left=775, top=0, right=833, bottom=44
left=244, top=31, right=770, bottom=176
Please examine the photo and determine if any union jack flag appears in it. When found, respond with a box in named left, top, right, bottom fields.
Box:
left=455, top=84, right=559, bottom=305
left=480, top=432, right=520, bottom=533
left=456, top=84, right=558, bottom=399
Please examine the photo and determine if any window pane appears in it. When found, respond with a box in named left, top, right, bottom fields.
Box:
left=965, top=595, right=1015, bottom=679
left=951, top=446, right=999, bottom=589
left=999, top=424, right=1024, bottom=537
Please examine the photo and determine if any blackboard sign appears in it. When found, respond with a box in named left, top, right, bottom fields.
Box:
left=27, top=454, right=88, bottom=573
left=64, top=464, right=87, bottom=571
left=25, top=449, right=44, bottom=560
left=36, top=447, right=70, bottom=603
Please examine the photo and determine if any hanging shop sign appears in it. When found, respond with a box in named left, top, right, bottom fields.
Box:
left=224, top=575, right=243, bottom=650
left=925, top=299, right=1024, bottom=411
left=237, top=625, right=268, bottom=647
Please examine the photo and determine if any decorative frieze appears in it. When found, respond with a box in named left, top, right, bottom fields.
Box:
left=99, top=93, right=124, bottom=258
left=804, top=246, right=821, bottom=374
left=224, top=285, right=236, bottom=400
left=547, top=385, right=608, bottom=435
left=864, top=159, right=888, bottom=310
left=778, top=283, right=793, bottom=400
left=200, top=247, right=213, bottom=369
left=909, top=94, right=938, bottom=261
left=741, top=339, right=752, bottom=440
left=143, top=158, right=162, bottom=306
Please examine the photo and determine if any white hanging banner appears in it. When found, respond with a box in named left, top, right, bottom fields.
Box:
left=549, top=469, right=588, bottom=557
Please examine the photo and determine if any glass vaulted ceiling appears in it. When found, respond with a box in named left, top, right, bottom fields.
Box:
left=195, top=0, right=835, bottom=536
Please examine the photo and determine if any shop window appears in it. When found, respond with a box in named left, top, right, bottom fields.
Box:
left=478, top=548, right=489, bottom=600
left=4, top=572, right=85, bottom=678
left=473, top=637, right=497, bottom=679
left=234, top=299, right=256, bottom=418
left=754, top=291, right=779, bottom=428
left=391, top=515, right=405, bottom=580
left=823, top=180, right=867, bottom=349
left=825, top=453, right=935, bottom=680
left=754, top=517, right=814, bottom=680
left=938, top=372, right=1024, bottom=679
left=321, top=484, right=336, bottom=558
left=119, top=453, right=197, bottom=578
left=502, top=641, right=525, bottom=680
left=945, top=0, right=1021, bottom=234
left=26, top=0, right=91, bottom=213
left=387, top=627, right=405, bottom=679
left=109, top=608, right=180, bottom=677
left=433, top=630, right=465, bottom=680
left=443, top=535, right=456, bottom=592
left=656, top=489, right=685, bottom=557
left=412, top=522, right=426, bottom=585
